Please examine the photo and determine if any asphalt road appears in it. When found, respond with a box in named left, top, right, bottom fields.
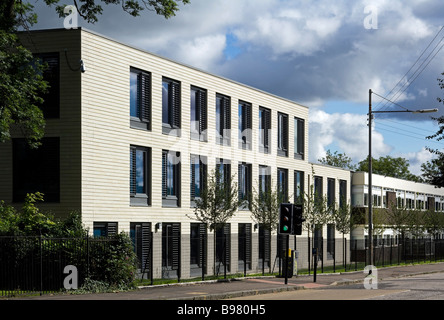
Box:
left=229, top=271, right=444, bottom=300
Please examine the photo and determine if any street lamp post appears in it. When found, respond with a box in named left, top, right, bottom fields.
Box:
left=367, top=89, right=437, bottom=268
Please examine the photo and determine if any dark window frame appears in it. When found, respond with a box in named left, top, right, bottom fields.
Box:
left=34, top=52, right=60, bottom=119
left=130, top=67, right=152, bottom=131
left=238, top=162, right=252, bottom=210
left=259, top=165, right=271, bottom=197
left=277, top=168, right=288, bottom=203
left=277, top=112, right=289, bottom=157
left=339, top=180, right=347, bottom=209
left=162, top=77, right=181, bottom=136
left=162, top=150, right=181, bottom=207
left=190, top=154, right=207, bottom=207
left=190, top=86, right=208, bottom=142
left=327, top=178, right=335, bottom=208
left=238, top=100, right=252, bottom=150
left=259, top=107, right=271, bottom=154
left=294, top=170, right=304, bottom=205
left=238, top=223, right=252, bottom=271
left=130, top=145, right=151, bottom=206
left=216, top=93, right=231, bottom=146
left=294, top=117, right=305, bottom=160
left=93, top=222, right=118, bottom=237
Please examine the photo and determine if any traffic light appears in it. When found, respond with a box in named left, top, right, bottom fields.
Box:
left=292, top=204, right=305, bottom=235
left=279, top=203, right=293, bottom=234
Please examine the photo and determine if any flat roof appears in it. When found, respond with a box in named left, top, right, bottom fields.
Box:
left=24, top=27, right=308, bottom=110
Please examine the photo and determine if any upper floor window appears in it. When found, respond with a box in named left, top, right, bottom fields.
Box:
left=238, top=162, right=252, bottom=209
left=190, top=154, right=207, bottom=206
left=216, top=158, right=231, bottom=188
left=327, top=178, right=335, bottom=208
left=259, top=107, right=271, bottom=153
left=314, top=176, right=323, bottom=204
left=130, top=145, right=151, bottom=206
left=294, top=117, right=305, bottom=160
left=238, top=101, right=252, bottom=150
left=162, top=77, right=181, bottom=135
left=259, top=165, right=271, bottom=196
left=277, top=112, right=288, bottom=157
left=162, top=150, right=181, bottom=207
left=35, top=52, right=60, bottom=118
left=294, top=170, right=304, bottom=204
left=130, top=67, right=151, bottom=130
left=277, top=168, right=288, bottom=203
left=339, top=180, right=347, bottom=208
left=190, top=86, right=207, bottom=141
left=216, top=93, right=231, bottom=146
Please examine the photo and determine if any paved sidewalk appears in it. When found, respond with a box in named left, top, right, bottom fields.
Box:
left=19, top=262, right=444, bottom=300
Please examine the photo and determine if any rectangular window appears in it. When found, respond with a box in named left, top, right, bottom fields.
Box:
left=258, top=224, right=271, bottom=270
left=162, top=77, right=181, bottom=135
left=190, top=223, right=207, bottom=277
left=216, top=158, right=231, bottom=186
left=130, top=222, right=152, bottom=270
left=13, top=137, right=60, bottom=203
left=238, top=162, right=252, bottom=209
left=259, top=165, right=271, bottom=196
left=216, top=94, right=231, bottom=145
left=238, top=101, right=252, bottom=149
left=215, top=223, right=230, bottom=272
left=339, top=180, right=347, bottom=208
left=238, top=223, right=252, bottom=272
left=190, top=154, right=207, bottom=206
left=259, top=107, right=271, bottom=153
left=314, top=176, right=323, bottom=204
left=277, top=112, right=289, bottom=157
left=35, top=52, right=60, bottom=118
left=277, top=168, right=288, bottom=203
left=294, top=170, right=304, bottom=204
left=294, top=117, right=305, bottom=160
left=162, top=150, right=181, bottom=207
left=327, top=224, right=335, bottom=260
left=130, top=146, right=151, bottom=206
left=327, top=178, right=335, bottom=208
left=190, top=86, right=207, bottom=141
left=130, top=67, right=151, bottom=130
left=93, top=222, right=117, bottom=238
left=162, top=223, right=181, bottom=279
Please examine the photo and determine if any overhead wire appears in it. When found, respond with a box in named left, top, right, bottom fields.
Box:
left=374, top=25, right=444, bottom=112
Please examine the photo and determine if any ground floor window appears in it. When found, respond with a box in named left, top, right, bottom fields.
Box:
left=190, top=223, right=207, bottom=277
left=238, top=223, right=252, bottom=272
left=215, top=224, right=230, bottom=275
left=162, top=223, right=181, bottom=279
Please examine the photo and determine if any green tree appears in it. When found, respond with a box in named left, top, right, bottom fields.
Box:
left=332, top=198, right=354, bottom=268
left=421, top=72, right=444, bottom=186
left=421, top=156, right=444, bottom=187
left=0, top=31, right=47, bottom=148
left=189, top=168, right=241, bottom=276
left=357, top=155, right=421, bottom=182
left=318, top=149, right=356, bottom=170
left=250, top=181, right=280, bottom=273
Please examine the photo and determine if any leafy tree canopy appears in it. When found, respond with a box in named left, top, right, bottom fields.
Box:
left=356, top=155, right=422, bottom=182
left=318, top=149, right=356, bottom=170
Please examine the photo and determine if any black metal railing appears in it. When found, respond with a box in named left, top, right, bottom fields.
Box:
left=0, top=236, right=123, bottom=297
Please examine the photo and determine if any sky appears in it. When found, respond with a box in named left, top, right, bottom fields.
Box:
left=29, top=0, right=444, bottom=175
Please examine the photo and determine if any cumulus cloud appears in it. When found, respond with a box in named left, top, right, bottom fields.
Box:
left=309, top=109, right=392, bottom=163
left=29, top=0, right=444, bottom=172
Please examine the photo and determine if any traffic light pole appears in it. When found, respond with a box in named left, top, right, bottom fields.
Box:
left=284, top=234, right=289, bottom=285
